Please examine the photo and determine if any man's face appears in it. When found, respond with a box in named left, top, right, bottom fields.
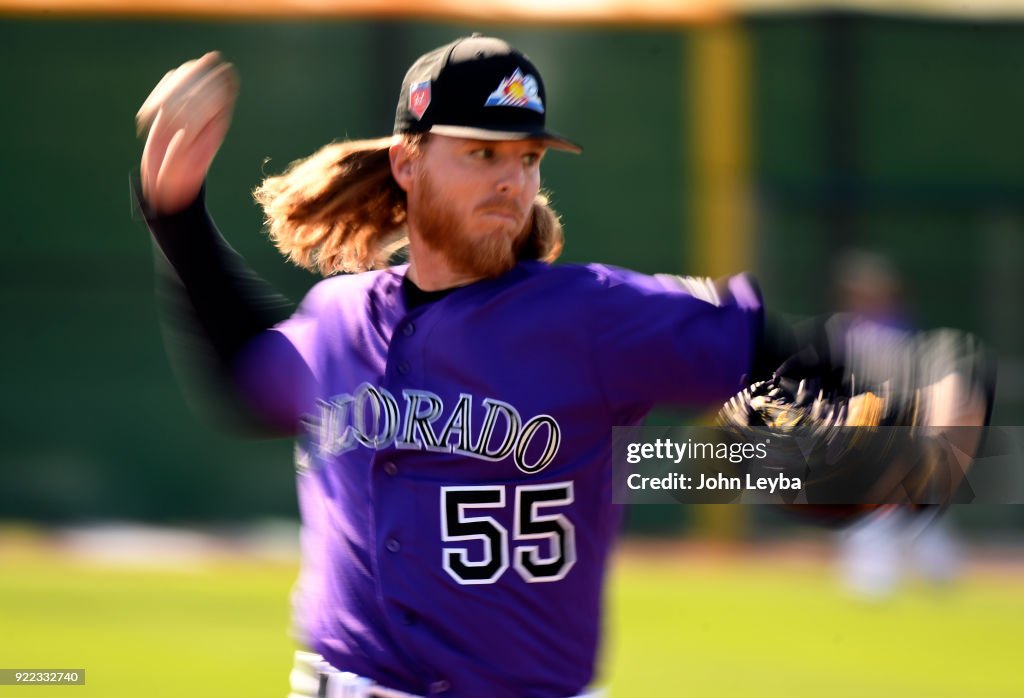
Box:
left=404, top=134, right=546, bottom=278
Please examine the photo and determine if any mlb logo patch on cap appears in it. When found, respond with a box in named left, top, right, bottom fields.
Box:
left=484, top=68, right=544, bottom=114
left=409, top=80, right=431, bottom=120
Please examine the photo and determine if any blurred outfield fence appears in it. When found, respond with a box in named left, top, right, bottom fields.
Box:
left=1, top=6, right=1021, bottom=532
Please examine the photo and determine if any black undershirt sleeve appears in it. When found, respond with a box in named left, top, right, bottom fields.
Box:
left=698, top=273, right=826, bottom=388
left=132, top=177, right=294, bottom=362
left=749, top=311, right=823, bottom=384
left=132, top=176, right=295, bottom=433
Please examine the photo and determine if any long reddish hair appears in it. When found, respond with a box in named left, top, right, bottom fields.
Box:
left=253, top=135, right=564, bottom=276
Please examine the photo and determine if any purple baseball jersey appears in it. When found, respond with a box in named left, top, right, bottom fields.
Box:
left=236, top=260, right=760, bottom=697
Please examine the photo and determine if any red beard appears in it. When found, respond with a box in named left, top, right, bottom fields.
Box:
left=410, top=170, right=530, bottom=280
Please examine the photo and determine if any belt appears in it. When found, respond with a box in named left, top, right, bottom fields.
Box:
left=318, top=670, right=423, bottom=698
left=290, top=651, right=422, bottom=698
left=289, top=650, right=606, bottom=698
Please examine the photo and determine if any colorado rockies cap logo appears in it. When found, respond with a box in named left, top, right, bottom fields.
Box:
left=484, top=68, right=544, bottom=114
left=409, top=80, right=431, bottom=120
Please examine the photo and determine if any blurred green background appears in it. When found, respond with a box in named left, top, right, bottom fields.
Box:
left=2, top=9, right=1023, bottom=698
left=2, top=533, right=1023, bottom=697
left=1, top=13, right=1021, bottom=531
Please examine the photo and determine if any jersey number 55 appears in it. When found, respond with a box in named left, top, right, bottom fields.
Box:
left=441, top=482, right=576, bottom=585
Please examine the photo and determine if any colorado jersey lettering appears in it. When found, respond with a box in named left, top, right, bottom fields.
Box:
left=309, top=385, right=561, bottom=474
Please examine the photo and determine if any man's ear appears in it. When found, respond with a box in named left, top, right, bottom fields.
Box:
left=389, top=140, right=417, bottom=192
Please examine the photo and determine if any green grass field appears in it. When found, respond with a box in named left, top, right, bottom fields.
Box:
left=1, top=533, right=1022, bottom=697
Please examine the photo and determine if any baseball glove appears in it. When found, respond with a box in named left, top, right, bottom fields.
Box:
left=717, top=320, right=996, bottom=524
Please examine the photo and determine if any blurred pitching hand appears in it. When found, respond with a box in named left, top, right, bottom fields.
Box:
left=137, top=51, right=239, bottom=215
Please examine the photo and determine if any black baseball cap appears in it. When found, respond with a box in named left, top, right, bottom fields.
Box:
left=394, top=35, right=582, bottom=154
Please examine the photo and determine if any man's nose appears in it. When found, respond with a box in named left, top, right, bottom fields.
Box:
left=496, top=161, right=526, bottom=196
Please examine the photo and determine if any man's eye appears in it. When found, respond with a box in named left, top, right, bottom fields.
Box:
left=471, top=148, right=495, bottom=161
left=523, top=153, right=541, bottom=166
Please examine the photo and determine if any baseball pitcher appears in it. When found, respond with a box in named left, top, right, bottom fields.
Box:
left=133, top=36, right=993, bottom=698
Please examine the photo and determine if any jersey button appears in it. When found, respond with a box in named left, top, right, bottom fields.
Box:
left=397, top=362, right=410, bottom=375
left=402, top=323, right=415, bottom=337
left=429, top=680, right=450, bottom=694
left=402, top=611, right=417, bottom=626
left=385, top=538, right=401, bottom=553
left=383, top=461, right=398, bottom=476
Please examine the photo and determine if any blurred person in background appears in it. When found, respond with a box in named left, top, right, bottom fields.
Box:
left=834, top=249, right=963, bottom=598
